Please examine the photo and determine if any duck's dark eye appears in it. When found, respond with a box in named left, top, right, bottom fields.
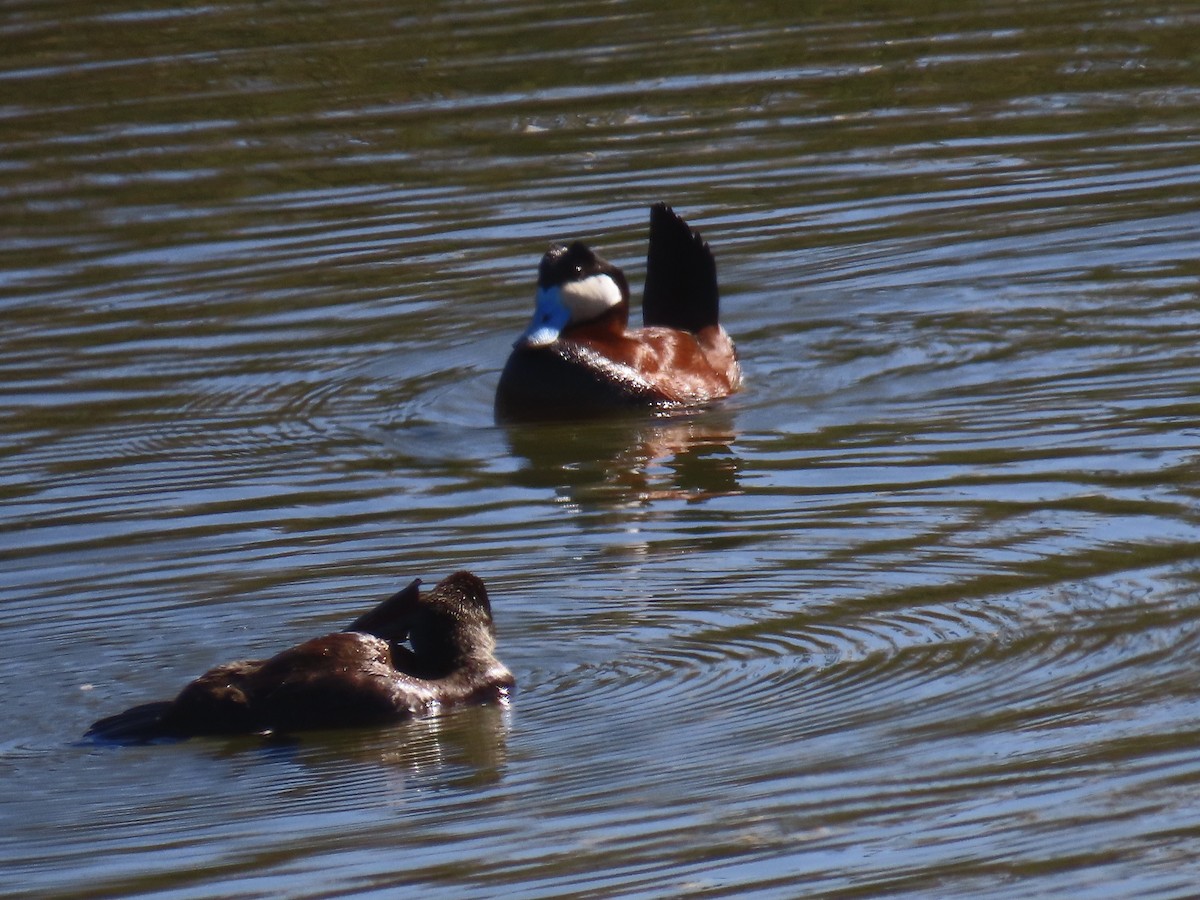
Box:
left=573, top=264, right=583, bottom=275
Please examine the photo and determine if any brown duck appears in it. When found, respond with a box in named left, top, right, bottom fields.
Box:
left=87, top=571, right=514, bottom=742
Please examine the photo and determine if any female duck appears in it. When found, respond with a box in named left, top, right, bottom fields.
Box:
left=495, top=203, right=742, bottom=421
left=86, top=571, right=514, bottom=741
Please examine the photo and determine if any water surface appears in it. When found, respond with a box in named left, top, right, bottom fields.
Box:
left=4, top=1, right=1200, bottom=896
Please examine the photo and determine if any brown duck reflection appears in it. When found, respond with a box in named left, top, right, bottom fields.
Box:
left=229, top=702, right=513, bottom=790
left=501, top=410, right=741, bottom=505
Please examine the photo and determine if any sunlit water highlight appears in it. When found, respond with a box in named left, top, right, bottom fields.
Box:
left=3, top=1, right=1200, bottom=897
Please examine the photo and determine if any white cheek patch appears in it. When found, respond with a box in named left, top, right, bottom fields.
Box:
left=558, top=273, right=623, bottom=322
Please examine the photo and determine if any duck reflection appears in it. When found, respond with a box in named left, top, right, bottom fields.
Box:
left=239, top=701, right=513, bottom=789
left=501, top=410, right=742, bottom=506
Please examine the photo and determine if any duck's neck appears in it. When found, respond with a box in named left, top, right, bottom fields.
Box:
left=566, top=303, right=629, bottom=340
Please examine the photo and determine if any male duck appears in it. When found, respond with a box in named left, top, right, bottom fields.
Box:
left=86, top=571, right=514, bottom=741
left=495, top=203, right=742, bottom=421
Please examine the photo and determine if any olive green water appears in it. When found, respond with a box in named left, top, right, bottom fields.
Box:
left=4, top=1, right=1200, bottom=897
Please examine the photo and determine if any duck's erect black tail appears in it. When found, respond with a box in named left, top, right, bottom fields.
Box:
left=641, top=203, right=720, bottom=334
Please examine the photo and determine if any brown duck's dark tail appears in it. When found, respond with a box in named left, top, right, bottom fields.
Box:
left=641, top=203, right=720, bottom=334
left=344, top=577, right=421, bottom=640
left=86, top=701, right=178, bottom=744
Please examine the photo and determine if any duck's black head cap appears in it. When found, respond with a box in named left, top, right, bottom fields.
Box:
left=539, top=241, right=623, bottom=289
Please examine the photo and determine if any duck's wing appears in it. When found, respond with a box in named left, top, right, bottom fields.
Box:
left=641, top=203, right=720, bottom=333
left=344, top=578, right=421, bottom=640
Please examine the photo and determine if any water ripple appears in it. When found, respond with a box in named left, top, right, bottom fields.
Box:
left=5, top=1, right=1200, bottom=897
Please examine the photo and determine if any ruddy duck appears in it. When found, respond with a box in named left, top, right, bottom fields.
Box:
left=86, top=571, right=514, bottom=742
left=495, top=203, right=742, bottom=421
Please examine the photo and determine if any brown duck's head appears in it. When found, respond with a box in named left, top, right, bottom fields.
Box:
left=406, top=570, right=498, bottom=666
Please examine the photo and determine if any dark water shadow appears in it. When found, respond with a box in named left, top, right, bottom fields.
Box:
left=500, top=408, right=743, bottom=507
left=84, top=702, right=512, bottom=790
